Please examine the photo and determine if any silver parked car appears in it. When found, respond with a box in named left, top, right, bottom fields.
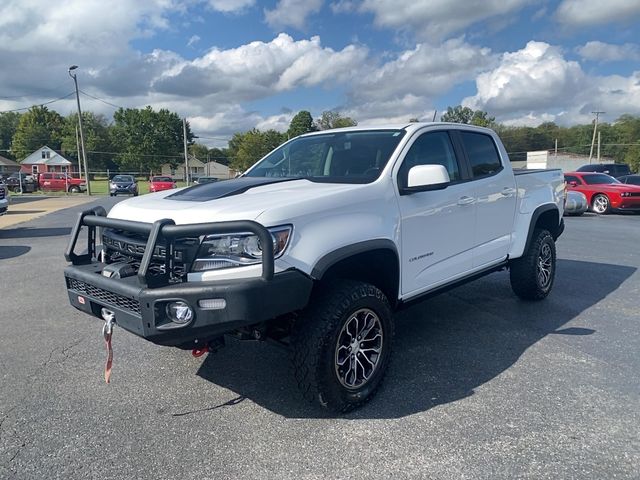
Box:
left=564, top=190, right=588, bottom=216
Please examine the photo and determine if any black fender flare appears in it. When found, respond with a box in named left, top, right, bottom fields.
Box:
left=310, top=239, right=399, bottom=280
left=523, top=204, right=562, bottom=255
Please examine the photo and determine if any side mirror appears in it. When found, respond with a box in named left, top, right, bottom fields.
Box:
left=568, top=181, right=578, bottom=187
left=401, top=164, right=450, bottom=195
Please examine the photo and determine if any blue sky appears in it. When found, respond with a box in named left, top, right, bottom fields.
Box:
left=1, top=0, right=639, bottom=146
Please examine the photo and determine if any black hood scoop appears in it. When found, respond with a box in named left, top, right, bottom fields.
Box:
left=165, top=177, right=299, bottom=202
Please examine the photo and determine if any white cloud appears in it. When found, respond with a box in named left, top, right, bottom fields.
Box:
left=359, top=0, right=533, bottom=39
left=153, top=34, right=368, bottom=101
left=463, top=41, right=640, bottom=125
left=330, top=1, right=357, bottom=14
left=576, top=41, right=640, bottom=62
left=206, top=0, right=255, bottom=13
left=187, top=34, right=201, bottom=47
left=464, top=41, right=586, bottom=115
left=264, top=0, right=323, bottom=30
left=555, top=0, right=640, bottom=26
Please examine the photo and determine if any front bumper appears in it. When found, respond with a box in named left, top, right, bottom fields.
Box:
left=63, top=207, right=313, bottom=349
left=109, top=185, right=137, bottom=194
left=65, top=263, right=313, bottom=348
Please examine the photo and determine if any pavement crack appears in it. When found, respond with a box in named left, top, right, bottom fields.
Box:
left=171, top=395, right=246, bottom=417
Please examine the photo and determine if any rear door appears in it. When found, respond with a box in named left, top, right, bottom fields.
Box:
left=455, top=130, right=517, bottom=268
left=397, top=129, right=477, bottom=296
left=40, top=173, right=53, bottom=189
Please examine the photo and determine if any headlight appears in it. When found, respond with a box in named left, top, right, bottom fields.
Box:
left=621, top=192, right=631, bottom=197
left=191, top=225, right=292, bottom=272
left=109, top=182, right=116, bottom=188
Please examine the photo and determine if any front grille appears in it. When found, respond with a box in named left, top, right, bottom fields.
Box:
left=0, top=185, right=5, bottom=200
left=628, top=192, right=640, bottom=197
left=67, top=277, right=141, bottom=315
left=102, top=229, right=199, bottom=283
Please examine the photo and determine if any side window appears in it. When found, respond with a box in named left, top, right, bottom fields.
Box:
left=54, top=174, right=65, bottom=180
left=398, top=131, right=460, bottom=188
left=42, top=173, right=52, bottom=180
left=459, top=131, right=503, bottom=178
left=564, top=175, right=581, bottom=185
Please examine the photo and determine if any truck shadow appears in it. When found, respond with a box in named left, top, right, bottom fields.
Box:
left=196, top=259, right=635, bottom=419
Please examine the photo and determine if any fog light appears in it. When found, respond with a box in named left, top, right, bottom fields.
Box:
left=166, top=301, right=193, bottom=324
left=198, top=299, right=227, bottom=310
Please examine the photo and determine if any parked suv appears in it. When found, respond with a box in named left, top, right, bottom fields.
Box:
left=576, top=163, right=631, bottom=177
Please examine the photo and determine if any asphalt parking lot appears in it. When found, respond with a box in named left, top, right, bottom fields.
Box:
left=1, top=199, right=638, bottom=479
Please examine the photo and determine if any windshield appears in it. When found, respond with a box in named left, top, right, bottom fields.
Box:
left=583, top=174, right=620, bottom=185
left=112, top=175, right=134, bottom=182
left=245, top=130, right=406, bottom=184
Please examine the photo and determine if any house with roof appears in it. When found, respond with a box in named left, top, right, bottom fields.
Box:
left=159, top=155, right=207, bottom=181
left=20, top=146, right=76, bottom=175
left=0, top=155, right=21, bottom=175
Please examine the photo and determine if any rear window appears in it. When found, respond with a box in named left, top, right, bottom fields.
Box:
left=459, top=131, right=503, bottom=178
left=152, top=177, right=173, bottom=182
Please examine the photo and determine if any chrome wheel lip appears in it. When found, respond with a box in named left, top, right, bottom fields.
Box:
left=536, top=242, right=553, bottom=289
left=334, top=308, right=384, bottom=390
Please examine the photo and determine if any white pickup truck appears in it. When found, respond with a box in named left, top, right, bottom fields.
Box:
left=64, top=123, right=565, bottom=411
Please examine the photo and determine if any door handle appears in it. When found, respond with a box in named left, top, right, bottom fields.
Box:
left=501, top=187, right=516, bottom=196
left=457, top=196, right=475, bottom=205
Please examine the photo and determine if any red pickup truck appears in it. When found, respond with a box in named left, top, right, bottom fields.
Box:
left=38, top=173, right=87, bottom=193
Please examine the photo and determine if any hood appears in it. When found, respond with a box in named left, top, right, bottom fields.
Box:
left=108, top=177, right=364, bottom=225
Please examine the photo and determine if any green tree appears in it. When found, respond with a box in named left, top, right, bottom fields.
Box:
left=61, top=112, right=114, bottom=171
left=110, top=106, right=192, bottom=172
left=228, top=129, right=286, bottom=172
left=207, top=147, right=230, bottom=165
left=188, top=142, right=209, bottom=161
left=12, top=106, right=65, bottom=160
left=315, top=110, right=357, bottom=130
left=287, top=110, right=315, bottom=138
left=441, top=105, right=495, bottom=127
left=0, top=112, right=21, bottom=159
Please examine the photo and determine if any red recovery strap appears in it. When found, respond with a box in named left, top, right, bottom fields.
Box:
left=104, top=331, right=113, bottom=383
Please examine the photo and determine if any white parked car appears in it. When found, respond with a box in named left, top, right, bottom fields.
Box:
left=64, top=123, right=565, bottom=412
left=564, top=190, right=588, bottom=216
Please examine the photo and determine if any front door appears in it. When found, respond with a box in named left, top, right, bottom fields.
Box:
left=397, top=130, right=477, bottom=298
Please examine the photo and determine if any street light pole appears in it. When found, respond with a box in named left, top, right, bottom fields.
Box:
left=68, top=65, right=91, bottom=195
left=183, top=117, right=189, bottom=186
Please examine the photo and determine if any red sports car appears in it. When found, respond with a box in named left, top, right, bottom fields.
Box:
left=149, top=176, right=177, bottom=193
left=564, top=172, right=640, bottom=214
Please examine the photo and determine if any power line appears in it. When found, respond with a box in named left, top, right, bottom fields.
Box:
left=0, top=92, right=75, bottom=114
left=79, top=90, right=124, bottom=109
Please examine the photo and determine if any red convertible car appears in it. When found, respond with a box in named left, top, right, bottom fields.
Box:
left=564, top=172, right=640, bottom=214
left=149, top=176, right=177, bottom=193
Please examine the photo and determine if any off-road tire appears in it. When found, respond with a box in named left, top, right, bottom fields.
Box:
left=510, top=229, right=556, bottom=301
left=591, top=194, right=610, bottom=214
left=291, top=280, right=394, bottom=413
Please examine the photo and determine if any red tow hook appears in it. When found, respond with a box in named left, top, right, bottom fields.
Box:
left=191, top=346, right=209, bottom=358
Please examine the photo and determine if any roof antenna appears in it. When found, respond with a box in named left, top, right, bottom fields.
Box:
left=432, top=110, right=437, bottom=122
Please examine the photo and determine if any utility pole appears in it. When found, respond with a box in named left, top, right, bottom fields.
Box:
left=597, top=131, right=601, bottom=162
left=589, top=111, right=605, bottom=164
left=75, top=125, right=82, bottom=180
left=183, top=118, right=190, bottom=186
left=68, top=65, right=91, bottom=195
